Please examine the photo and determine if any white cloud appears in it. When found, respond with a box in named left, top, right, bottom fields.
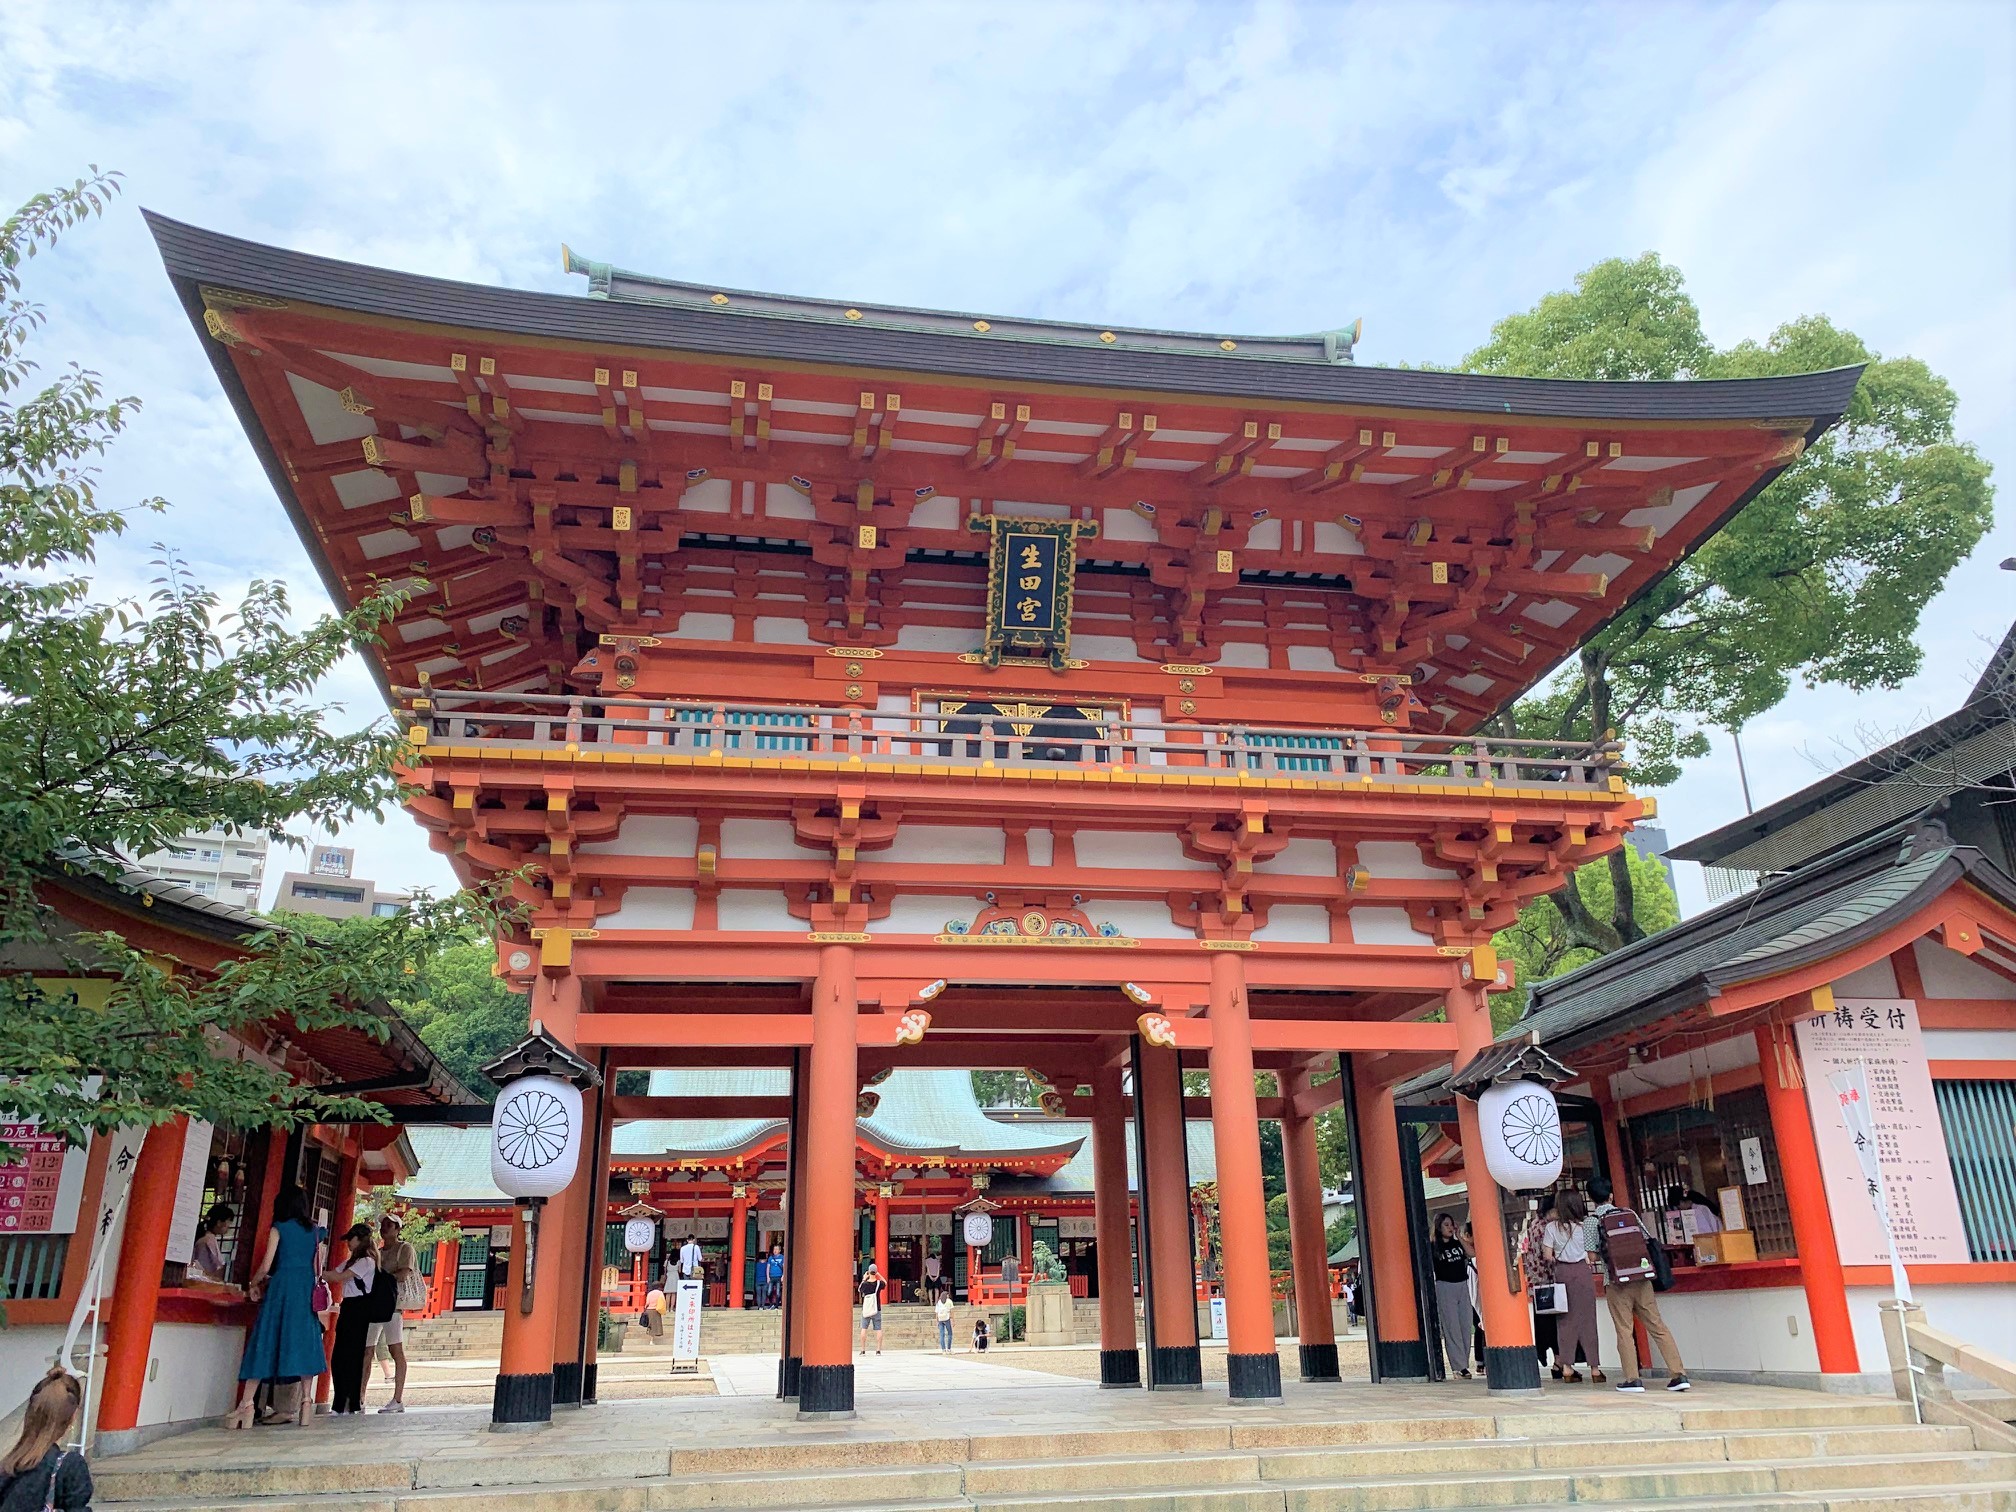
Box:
left=1, top=0, right=2008, bottom=907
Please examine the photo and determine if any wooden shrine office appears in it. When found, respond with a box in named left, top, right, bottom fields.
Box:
left=151, top=212, right=1862, bottom=1423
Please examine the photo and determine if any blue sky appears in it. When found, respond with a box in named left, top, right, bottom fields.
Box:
left=1, top=0, right=2010, bottom=913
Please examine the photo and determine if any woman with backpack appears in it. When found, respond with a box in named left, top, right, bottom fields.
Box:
left=326, top=1223, right=380, bottom=1415
left=0, top=1368, right=91, bottom=1512
left=227, top=1185, right=328, bottom=1429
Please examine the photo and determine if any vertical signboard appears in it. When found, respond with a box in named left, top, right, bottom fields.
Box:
left=969, top=514, right=1099, bottom=670
left=0, top=1121, right=87, bottom=1235
left=670, top=1277, right=704, bottom=1369
left=165, top=1120, right=215, bottom=1264
left=1793, top=997, right=1968, bottom=1265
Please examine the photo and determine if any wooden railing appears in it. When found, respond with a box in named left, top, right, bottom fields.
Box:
left=399, top=689, right=1625, bottom=792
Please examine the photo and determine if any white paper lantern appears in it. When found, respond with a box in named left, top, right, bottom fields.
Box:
left=1476, top=1080, right=1564, bottom=1191
left=623, top=1216, right=659, bottom=1254
left=490, top=1073, right=584, bottom=1200
left=963, top=1211, right=994, bottom=1247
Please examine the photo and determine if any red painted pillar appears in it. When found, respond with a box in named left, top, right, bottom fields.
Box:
left=1448, top=981, right=1536, bottom=1391
left=730, top=1186, right=749, bottom=1309
left=547, top=1155, right=589, bottom=1407
left=97, top=1117, right=188, bottom=1435
left=1136, top=1039, right=1201, bottom=1387
left=1090, top=1064, right=1140, bottom=1386
left=1353, top=1064, right=1426, bottom=1377
left=432, top=1240, right=455, bottom=1318
left=798, top=945, right=859, bottom=1417
left=1756, top=1020, right=1860, bottom=1374
left=1207, top=950, right=1283, bottom=1403
left=1281, top=1067, right=1339, bottom=1381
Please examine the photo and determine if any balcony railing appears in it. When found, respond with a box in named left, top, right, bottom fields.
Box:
left=399, top=689, right=1626, bottom=792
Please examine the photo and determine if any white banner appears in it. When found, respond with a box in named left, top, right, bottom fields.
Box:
left=1826, top=1061, right=1914, bottom=1302
left=1794, top=998, right=1968, bottom=1266
left=165, top=1120, right=214, bottom=1265
left=670, top=1278, right=704, bottom=1360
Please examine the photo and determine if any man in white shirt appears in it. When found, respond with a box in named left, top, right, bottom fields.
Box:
left=678, top=1234, right=704, bottom=1285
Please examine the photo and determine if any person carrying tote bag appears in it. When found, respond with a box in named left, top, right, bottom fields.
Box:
left=1543, top=1189, right=1603, bottom=1384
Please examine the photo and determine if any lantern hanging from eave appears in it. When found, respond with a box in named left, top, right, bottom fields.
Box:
left=963, top=1211, right=994, bottom=1247
left=480, top=1024, right=602, bottom=1314
left=1475, top=1080, right=1565, bottom=1191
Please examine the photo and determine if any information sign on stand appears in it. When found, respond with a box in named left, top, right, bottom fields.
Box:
left=669, top=1278, right=704, bottom=1375
left=1208, top=1295, right=1227, bottom=1340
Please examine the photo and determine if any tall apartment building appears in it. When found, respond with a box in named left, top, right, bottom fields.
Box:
left=273, top=844, right=410, bottom=920
left=130, top=824, right=269, bottom=903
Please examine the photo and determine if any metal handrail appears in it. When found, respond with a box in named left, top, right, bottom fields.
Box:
left=396, top=688, right=1625, bottom=790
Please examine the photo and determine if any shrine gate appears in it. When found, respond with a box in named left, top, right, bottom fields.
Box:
left=151, top=214, right=1860, bottom=1423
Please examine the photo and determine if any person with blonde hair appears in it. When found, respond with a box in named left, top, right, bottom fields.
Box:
left=0, top=1367, right=92, bottom=1511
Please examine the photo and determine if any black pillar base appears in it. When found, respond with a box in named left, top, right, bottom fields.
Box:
left=581, top=1362, right=598, bottom=1405
left=796, top=1362, right=854, bottom=1419
left=1298, top=1341, right=1341, bottom=1382
left=1483, top=1343, right=1544, bottom=1393
left=551, top=1360, right=582, bottom=1408
left=1149, top=1343, right=1204, bottom=1389
left=779, top=1355, right=802, bottom=1400
left=1227, top=1350, right=1284, bottom=1404
left=490, top=1371, right=553, bottom=1428
left=1376, top=1337, right=1432, bottom=1380
left=1099, top=1348, right=1142, bottom=1388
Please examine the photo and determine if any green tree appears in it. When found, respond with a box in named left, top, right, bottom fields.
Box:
left=393, top=933, right=529, bottom=1102
left=356, top=1184, right=462, bottom=1255
left=1466, top=253, right=1994, bottom=956
left=0, top=173, right=508, bottom=1150
left=1492, top=844, right=1680, bottom=1030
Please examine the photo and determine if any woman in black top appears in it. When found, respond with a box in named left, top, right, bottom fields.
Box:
left=1430, top=1213, right=1476, bottom=1379
left=0, top=1368, right=92, bottom=1512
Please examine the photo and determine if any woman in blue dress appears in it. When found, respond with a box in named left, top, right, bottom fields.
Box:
left=226, top=1185, right=328, bottom=1428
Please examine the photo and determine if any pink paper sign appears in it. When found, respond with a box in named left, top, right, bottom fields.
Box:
left=1794, top=998, right=1968, bottom=1266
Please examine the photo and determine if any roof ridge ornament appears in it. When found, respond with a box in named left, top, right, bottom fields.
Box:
left=482, top=1022, right=602, bottom=1090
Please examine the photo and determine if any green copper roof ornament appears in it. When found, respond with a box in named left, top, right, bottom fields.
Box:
left=561, top=244, right=614, bottom=299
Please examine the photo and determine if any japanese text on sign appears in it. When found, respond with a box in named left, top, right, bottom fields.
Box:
left=996, top=532, right=1059, bottom=633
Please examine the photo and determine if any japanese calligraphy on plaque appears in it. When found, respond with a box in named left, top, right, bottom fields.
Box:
left=969, top=514, right=1099, bottom=671
left=1793, top=998, right=1968, bottom=1265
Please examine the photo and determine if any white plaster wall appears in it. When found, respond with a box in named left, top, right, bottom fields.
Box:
left=1636, top=1285, right=1821, bottom=1377
left=721, top=819, right=823, bottom=859
left=1310, top=522, right=1364, bottom=556
left=1251, top=905, right=1332, bottom=944
left=1094, top=899, right=1192, bottom=940
left=907, top=494, right=962, bottom=530
left=879, top=825, right=1005, bottom=867
left=1924, top=1028, right=2016, bottom=1059
left=1072, top=635, right=1150, bottom=663
left=134, top=1321, right=244, bottom=1429
left=1100, top=508, right=1157, bottom=543
left=1216, top=642, right=1270, bottom=668
left=1850, top=1281, right=2016, bottom=1386
left=763, top=482, right=815, bottom=520
left=1025, top=829, right=1055, bottom=867
left=716, top=890, right=800, bottom=932
left=878, top=897, right=980, bottom=935
left=673, top=611, right=735, bottom=640
left=753, top=617, right=813, bottom=646
left=1349, top=908, right=1435, bottom=946
left=1286, top=645, right=1339, bottom=673
left=1833, top=958, right=1899, bottom=995
left=1257, top=838, right=1337, bottom=877
left=894, top=624, right=972, bottom=653
left=0, top=1325, right=65, bottom=1421
left=600, top=887, right=696, bottom=931
left=1914, top=939, right=2016, bottom=998
left=1246, top=519, right=1283, bottom=551
left=1357, top=841, right=1457, bottom=879
left=578, top=815, right=698, bottom=857
left=1076, top=832, right=1216, bottom=871
left=681, top=478, right=733, bottom=514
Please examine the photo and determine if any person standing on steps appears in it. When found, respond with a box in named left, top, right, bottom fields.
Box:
left=934, top=1287, right=955, bottom=1353
left=677, top=1231, right=704, bottom=1298
left=1430, top=1212, right=1475, bottom=1379
left=1544, top=1189, right=1603, bottom=1384
left=226, top=1185, right=327, bottom=1429
left=1586, top=1177, right=1690, bottom=1393
left=326, top=1224, right=379, bottom=1415
left=857, top=1260, right=886, bottom=1354
left=923, top=1248, right=942, bottom=1302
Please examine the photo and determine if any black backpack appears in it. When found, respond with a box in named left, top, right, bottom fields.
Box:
left=366, top=1262, right=400, bottom=1322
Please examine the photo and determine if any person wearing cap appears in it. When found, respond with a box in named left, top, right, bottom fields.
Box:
left=367, top=1215, right=416, bottom=1412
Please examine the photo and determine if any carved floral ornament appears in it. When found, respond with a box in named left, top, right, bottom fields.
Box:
left=937, top=899, right=1134, bottom=946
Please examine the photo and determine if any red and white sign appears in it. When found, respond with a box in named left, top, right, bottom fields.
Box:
left=0, top=1121, right=89, bottom=1236
left=1794, top=998, right=1968, bottom=1266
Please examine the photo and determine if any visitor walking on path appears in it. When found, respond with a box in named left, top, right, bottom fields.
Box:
left=1429, top=1213, right=1475, bottom=1379
left=326, top=1224, right=379, bottom=1415
left=0, top=1368, right=92, bottom=1512
left=857, top=1261, right=886, bottom=1354
left=1585, top=1178, right=1690, bottom=1393
left=934, top=1289, right=955, bottom=1353
left=367, top=1215, right=417, bottom=1412
left=226, top=1186, right=327, bottom=1429
left=1544, top=1189, right=1603, bottom=1383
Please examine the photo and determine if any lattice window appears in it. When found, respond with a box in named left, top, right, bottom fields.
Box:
left=1935, top=1079, right=2016, bottom=1263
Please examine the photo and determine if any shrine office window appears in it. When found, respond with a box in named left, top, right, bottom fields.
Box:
left=1624, top=1088, right=1794, bottom=1260
left=1933, top=1079, right=2016, bottom=1263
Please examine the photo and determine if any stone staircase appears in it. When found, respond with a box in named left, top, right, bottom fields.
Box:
left=95, top=1396, right=2016, bottom=1511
